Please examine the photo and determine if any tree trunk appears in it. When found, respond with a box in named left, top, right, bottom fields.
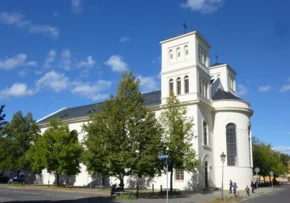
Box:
left=119, top=174, right=124, bottom=191
left=56, top=173, right=60, bottom=186
left=170, top=167, right=173, bottom=193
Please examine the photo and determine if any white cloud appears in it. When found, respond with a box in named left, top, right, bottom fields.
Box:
left=237, top=84, right=248, bottom=96
left=71, top=0, right=84, bottom=14
left=119, top=37, right=130, bottom=43
left=258, top=85, right=272, bottom=92
left=53, top=11, right=59, bottom=17
left=104, top=55, right=128, bottom=72
left=137, top=75, right=160, bottom=93
left=72, top=80, right=112, bottom=101
left=36, top=71, right=69, bottom=92
left=60, top=49, right=72, bottom=70
left=280, top=85, right=290, bottom=92
left=273, top=146, right=290, bottom=154
left=77, top=56, right=96, bottom=68
left=18, top=70, right=27, bottom=77
left=181, top=0, right=225, bottom=14
left=0, top=54, right=37, bottom=70
left=152, top=57, right=161, bottom=65
left=286, top=132, right=290, bottom=135
left=0, top=83, right=35, bottom=99
left=0, top=12, right=60, bottom=39
left=43, top=50, right=56, bottom=69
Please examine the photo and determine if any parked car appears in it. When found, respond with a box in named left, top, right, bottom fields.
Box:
left=8, top=173, right=25, bottom=184
left=0, top=175, right=9, bottom=183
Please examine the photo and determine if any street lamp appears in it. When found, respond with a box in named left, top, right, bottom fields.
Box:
left=159, top=154, right=169, bottom=203
left=220, top=152, right=226, bottom=200
left=270, top=171, right=274, bottom=189
left=254, top=167, right=260, bottom=189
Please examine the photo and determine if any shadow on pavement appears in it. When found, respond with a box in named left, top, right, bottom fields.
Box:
left=2, top=197, right=116, bottom=203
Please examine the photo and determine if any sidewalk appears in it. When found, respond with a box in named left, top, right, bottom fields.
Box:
left=0, top=184, right=284, bottom=203
left=119, top=187, right=284, bottom=203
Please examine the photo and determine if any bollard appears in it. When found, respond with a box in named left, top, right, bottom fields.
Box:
left=160, top=185, right=162, bottom=192
left=152, top=184, right=154, bottom=192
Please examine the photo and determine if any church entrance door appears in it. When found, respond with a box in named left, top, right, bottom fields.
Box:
left=205, top=161, right=208, bottom=188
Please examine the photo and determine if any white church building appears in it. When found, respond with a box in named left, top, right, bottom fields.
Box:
left=37, top=31, right=254, bottom=191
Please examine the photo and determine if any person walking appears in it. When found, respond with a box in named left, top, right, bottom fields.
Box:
left=251, top=181, right=255, bottom=193
left=229, top=180, right=233, bottom=193
left=233, top=182, right=238, bottom=197
left=245, top=185, right=250, bottom=196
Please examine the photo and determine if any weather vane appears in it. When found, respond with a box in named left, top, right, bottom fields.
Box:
left=183, top=23, right=187, bottom=34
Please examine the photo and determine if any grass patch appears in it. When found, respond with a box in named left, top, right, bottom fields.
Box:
left=115, top=194, right=137, bottom=200
left=9, top=183, right=25, bottom=187
left=213, top=196, right=243, bottom=203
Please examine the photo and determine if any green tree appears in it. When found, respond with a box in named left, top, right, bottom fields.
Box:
left=0, top=105, right=6, bottom=131
left=252, top=137, right=288, bottom=178
left=159, top=94, right=198, bottom=193
left=28, top=118, right=83, bottom=186
left=0, top=111, right=40, bottom=175
left=83, top=71, right=164, bottom=192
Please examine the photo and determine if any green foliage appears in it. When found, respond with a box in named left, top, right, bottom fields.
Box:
left=83, top=71, right=164, bottom=188
left=115, top=194, right=137, bottom=200
left=253, top=137, right=289, bottom=176
left=0, top=111, right=40, bottom=173
left=159, top=94, right=198, bottom=192
left=27, top=118, right=83, bottom=185
left=0, top=105, right=6, bottom=131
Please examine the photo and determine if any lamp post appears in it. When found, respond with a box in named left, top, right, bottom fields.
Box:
left=159, top=154, right=169, bottom=203
left=254, top=167, right=260, bottom=189
left=270, top=171, right=274, bottom=189
left=220, top=152, right=226, bottom=200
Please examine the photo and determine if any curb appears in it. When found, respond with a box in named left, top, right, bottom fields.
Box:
left=237, top=188, right=284, bottom=203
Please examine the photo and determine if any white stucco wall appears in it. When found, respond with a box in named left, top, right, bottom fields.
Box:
left=212, top=103, right=253, bottom=190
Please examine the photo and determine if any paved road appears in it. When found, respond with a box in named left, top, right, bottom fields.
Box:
left=244, top=185, right=290, bottom=203
left=0, top=186, right=115, bottom=203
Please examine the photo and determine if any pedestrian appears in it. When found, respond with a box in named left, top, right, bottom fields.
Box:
left=251, top=181, right=255, bottom=193
left=233, top=182, right=238, bottom=197
left=245, top=185, right=250, bottom=196
left=229, top=180, right=233, bottom=193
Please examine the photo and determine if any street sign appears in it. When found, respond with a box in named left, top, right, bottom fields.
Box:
left=254, top=167, right=260, bottom=173
left=158, top=154, right=168, bottom=159
left=270, top=171, right=274, bottom=177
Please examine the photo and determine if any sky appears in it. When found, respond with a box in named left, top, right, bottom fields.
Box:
left=0, top=0, right=289, bottom=153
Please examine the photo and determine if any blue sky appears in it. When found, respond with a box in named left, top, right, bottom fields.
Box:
left=0, top=0, right=289, bottom=153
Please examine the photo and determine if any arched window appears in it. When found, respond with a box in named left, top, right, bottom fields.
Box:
left=169, top=79, right=174, bottom=95
left=176, top=48, right=181, bottom=58
left=248, top=124, right=251, bottom=167
left=226, top=123, right=237, bottom=166
left=184, top=45, right=189, bottom=56
left=203, top=121, right=208, bottom=145
left=169, top=50, right=173, bottom=60
left=176, top=77, right=181, bottom=95
left=184, top=76, right=189, bottom=93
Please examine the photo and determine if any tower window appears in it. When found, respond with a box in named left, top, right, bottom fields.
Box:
left=199, top=77, right=208, bottom=98
left=169, top=79, right=174, bottom=95
left=169, top=50, right=173, bottom=60
left=226, top=123, right=237, bottom=166
left=203, top=121, right=208, bottom=145
left=177, top=77, right=181, bottom=95
left=184, top=76, right=189, bottom=93
left=177, top=48, right=181, bottom=58
left=198, top=45, right=207, bottom=66
left=175, top=169, right=184, bottom=180
left=184, top=45, right=189, bottom=55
